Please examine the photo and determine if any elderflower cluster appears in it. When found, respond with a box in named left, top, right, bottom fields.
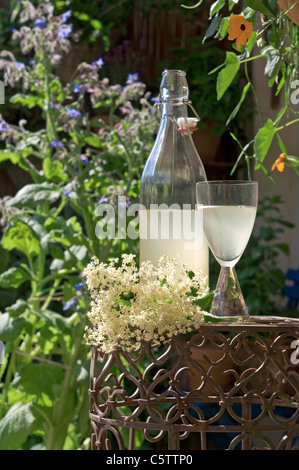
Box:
left=84, top=254, right=209, bottom=353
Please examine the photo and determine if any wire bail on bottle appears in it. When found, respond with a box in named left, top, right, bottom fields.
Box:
left=155, top=97, right=201, bottom=135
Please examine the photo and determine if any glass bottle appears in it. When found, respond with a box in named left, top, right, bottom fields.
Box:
left=139, top=69, right=209, bottom=280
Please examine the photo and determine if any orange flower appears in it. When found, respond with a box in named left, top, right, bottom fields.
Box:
left=227, top=15, right=253, bottom=47
left=271, top=153, right=288, bottom=172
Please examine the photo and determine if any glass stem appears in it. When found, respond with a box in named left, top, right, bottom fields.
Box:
left=211, top=266, right=248, bottom=318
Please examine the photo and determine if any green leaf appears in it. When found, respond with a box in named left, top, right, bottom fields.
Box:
left=263, top=0, right=277, bottom=15
left=85, top=135, right=103, bottom=148
left=226, top=82, right=251, bottom=125
left=68, top=245, right=88, bottom=261
left=203, top=312, right=233, bottom=322
left=2, top=219, right=40, bottom=257
left=90, top=19, right=102, bottom=29
left=43, top=157, right=68, bottom=182
left=0, top=313, right=27, bottom=341
left=193, top=291, right=214, bottom=311
left=246, top=31, right=258, bottom=54
left=254, top=118, right=275, bottom=167
left=11, top=362, right=64, bottom=407
left=244, top=0, right=276, bottom=17
left=0, top=150, right=21, bottom=164
left=276, top=132, right=288, bottom=154
left=7, top=182, right=61, bottom=208
left=37, top=324, right=60, bottom=355
left=263, top=46, right=280, bottom=80
left=276, top=242, right=290, bottom=255
left=203, top=16, right=221, bottom=42
left=6, top=299, right=28, bottom=318
left=73, top=11, right=90, bottom=21
left=217, top=17, right=230, bottom=39
left=0, top=266, right=30, bottom=289
left=267, top=28, right=283, bottom=49
left=285, top=156, right=299, bottom=172
left=259, top=162, right=275, bottom=182
left=10, top=93, right=42, bottom=109
left=216, top=52, right=240, bottom=100
left=210, top=0, right=225, bottom=17
left=49, top=77, right=63, bottom=102
left=0, top=402, right=36, bottom=450
left=32, top=309, right=72, bottom=332
left=22, top=216, right=51, bottom=251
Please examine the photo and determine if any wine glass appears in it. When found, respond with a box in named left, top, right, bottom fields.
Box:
left=196, top=180, right=258, bottom=319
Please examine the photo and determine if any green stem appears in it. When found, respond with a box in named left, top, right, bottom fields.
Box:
left=42, top=53, right=58, bottom=141
left=46, top=318, right=86, bottom=450
left=240, top=54, right=265, bottom=65
left=81, top=199, right=99, bottom=254
left=0, top=341, right=17, bottom=419
left=40, top=268, right=77, bottom=288
left=32, top=405, right=53, bottom=435
left=181, top=0, right=203, bottom=9
left=276, top=117, right=299, bottom=132
left=244, top=61, right=264, bottom=127
left=41, top=277, right=61, bottom=311
left=53, top=198, right=68, bottom=218
left=114, top=132, right=134, bottom=194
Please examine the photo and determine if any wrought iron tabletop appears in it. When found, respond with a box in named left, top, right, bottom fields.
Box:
left=89, top=316, right=299, bottom=450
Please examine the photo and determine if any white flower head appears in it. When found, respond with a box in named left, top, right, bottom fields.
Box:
left=84, top=255, right=209, bottom=353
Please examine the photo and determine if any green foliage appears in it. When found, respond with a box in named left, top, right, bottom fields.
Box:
left=0, top=3, right=158, bottom=450
left=188, top=0, right=299, bottom=178
left=216, top=51, right=240, bottom=100
left=237, top=195, right=295, bottom=315
left=161, top=34, right=249, bottom=135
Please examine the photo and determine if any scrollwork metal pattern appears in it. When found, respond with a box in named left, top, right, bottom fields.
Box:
left=89, top=316, right=299, bottom=450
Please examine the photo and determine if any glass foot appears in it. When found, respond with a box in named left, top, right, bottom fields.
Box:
left=210, top=266, right=249, bottom=319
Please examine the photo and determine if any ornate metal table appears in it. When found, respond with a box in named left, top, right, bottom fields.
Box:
left=89, top=316, right=299, bottom=450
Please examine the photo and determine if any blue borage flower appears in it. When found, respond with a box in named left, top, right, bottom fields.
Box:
left=126, top=73, right=139, bottom=84
left=34, top=18, right=47, bottom=29
left=61, top=10, right=72, bottom=24
left=65, top=107, right=82, bottom=118
left=118, top=200, right=131, bottom=209
left=63, top=189, right=70, bottom=196
left=97, top=196, right=110, bottom=205
left=15, top=61, right=25, bottom=68
left=91, top=57, right=104, bottom=68
left=51, top=139, right=64, bottom=147
left=80, top=154, right=89, bottom=163
left=62, top=298, right=76, bottom=311
left=57, top=23, right=72, bottom=39
left=75, top=281, right=85, bottom=291
left=63, top=280, right=85, bottom=310
left=73, top=83, right=87, bottom=93
left=0, top=120, right=9, bottom=133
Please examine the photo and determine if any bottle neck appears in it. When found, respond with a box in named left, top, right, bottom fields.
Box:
left=160, top=99, right=188, bottom=118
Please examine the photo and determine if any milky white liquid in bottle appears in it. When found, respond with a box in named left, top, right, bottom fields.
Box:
left=139, top=70, right=208, bottom=280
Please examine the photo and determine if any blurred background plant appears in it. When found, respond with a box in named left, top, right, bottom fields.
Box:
left=0, top=1, right=158, bottom=450
left=237, top=194, right=295, bottom=316
left=188, top=0, right=299, bottom=179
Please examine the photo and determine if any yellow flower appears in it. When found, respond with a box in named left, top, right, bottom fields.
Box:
left=271, top=153, right=288, bottom=172
left=227, top=15, right=253, bottom=47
